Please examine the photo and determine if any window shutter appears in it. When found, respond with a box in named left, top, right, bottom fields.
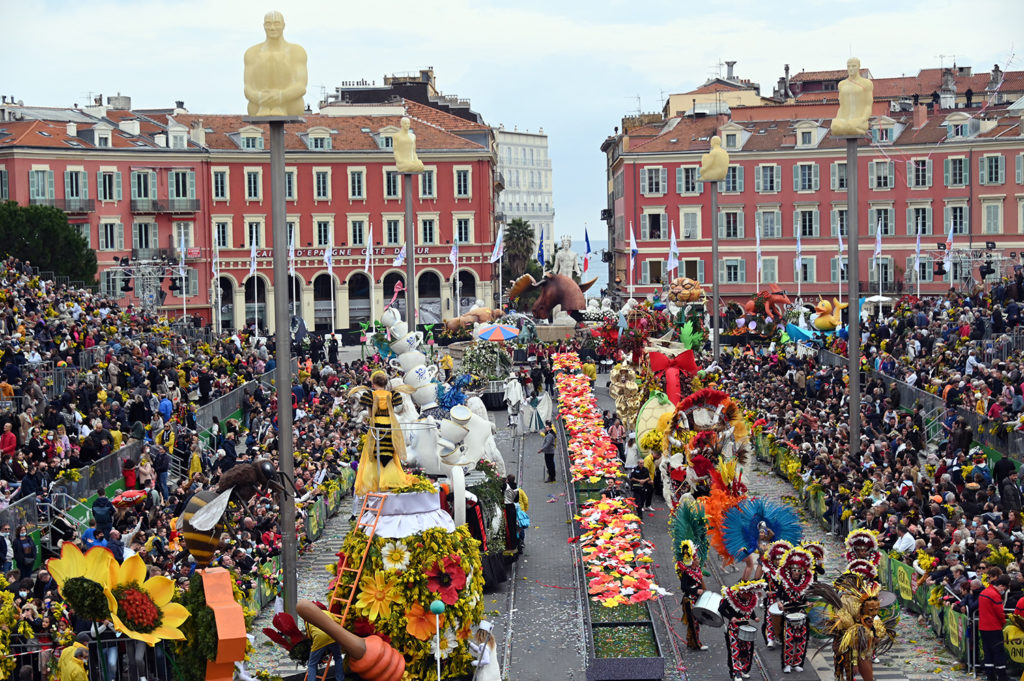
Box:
left=660, top=168, right=667, bottom=194
left=812, top=209, right=820, bottom=237
left=676, top=167, right=683, bottom=194
left=870, top=127, right=878, bottom=143
left=944, top=206, right=951, bottom=235
left=791, top=209, right=798, bottom=238
left=793, top=164, right=800, bottom=191
left=868, top=163, right=876, bottom=189
left=736, top=166, right=744, bottom=192
left=755, top=212, right=762, bottom=238
left=115, top=172, right=122, bottom=200
left=696, top=258, right=704, bottom=283
left=130, top=172, right=139, bottom=200
left=641, top=259, right=649, bottom=284
left=81, top=171, right=89, bottom=200
left=887, top=161, right=894, bottom=186
left=189, top=267, right=199, bottom=296
left=926, top=206, right=933, bottom=235
left=830, top=209, right=838, bottom=236
left=906, top=161, right=914, bottom=187
left=640, top=170, right=648, bottom=197
left=830, top=162, right=837, bottom=190
left=153, top=223, right=160, bottom=249
left=0, top=170, right=7, bottom=199
left=944, top=158, right=951, bottom=187
left=754, top=166, right=762, bottom=192
left=116, top=224, right=124, bottom=250
left=133, top=223, right=141, bottom=249
left=641, top=213, right=649, bottom=240
left=906, top=207, right=914, bottom=235
left=831, top=257, right=838, bottom=282
left=979, top=157, right=986, bottom=185
left=739, top=259, right=746, bottom=283
left=774, top=164, right=781, bottom=191
left=188, top=170, right=196, bottom=199
left=47, top=170, right=55, bottom=198
left=96, top=170, right=104, bottom=199
left=888, top=208, right=895, bottom=235
left=964, top=207, right=970, bottom=233
left=998, top=156, right=1006, bottom=184
left=718, top=259, right=725, bottom=284
left=150, top=171, right=157, bottom=199
left=1017, top=154, right=1024, bottom=185
left=718, top=211, right=724, bottom=238
left=696, top=167, right=704, bottom=195
left=737, top=211, right=745, bottom=239
left=926, top=159, right=933, bottom=188
left=64, top=170, right=71, bottom=198
left=868, top=208, right=876, bottom=234
left=764, top=258, right=775, bottom=283
left=29, top=170, right=38, bottom=198
left=812, top=163, right=820, bottom=191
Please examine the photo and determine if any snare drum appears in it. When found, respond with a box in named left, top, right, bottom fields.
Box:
left=878, top=590, right=900, bottom=625
left=737, top=625, right=757, bottom=642
left=693, top=591, right=725, bottom=627
left=768, top=602, right=784, bottom=640
left=785, top=612, right=807, bottom=630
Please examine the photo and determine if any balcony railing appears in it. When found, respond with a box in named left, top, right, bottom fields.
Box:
left=29, top=197, right=95, bottom=213
left=130, top=198, right=200, bottom=213
left=857, top=280, right=905, bottom=295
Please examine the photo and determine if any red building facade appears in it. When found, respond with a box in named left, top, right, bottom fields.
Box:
left=0, top=99, right=498, bottom=331
left=602, top=99, right=1024, bottom=303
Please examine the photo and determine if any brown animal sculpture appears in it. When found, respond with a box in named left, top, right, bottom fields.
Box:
left=508, top=273, right=598, bottom=321
left=443, top=306, right=504, bottom=331
left=742, top=283, right=792, bottom=320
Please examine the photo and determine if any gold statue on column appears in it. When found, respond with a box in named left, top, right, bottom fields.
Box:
left=243, top=11, right=308, bottom=117
left=393, top=117, right=425, bottom=173
left=699, top=135, right=730, bottom=182
left=830, top=58, right=874, bottom=137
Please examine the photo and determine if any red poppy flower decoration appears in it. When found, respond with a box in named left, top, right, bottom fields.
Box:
left=425, top=554, right=467, bottom=605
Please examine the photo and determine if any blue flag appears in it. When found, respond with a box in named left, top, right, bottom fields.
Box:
left=538, top=227, right=545, bottom=267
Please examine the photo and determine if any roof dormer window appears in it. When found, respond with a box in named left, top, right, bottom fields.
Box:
left=97, top=134, right=110, bottom=147
left=306, top=127, right=333, bottom=150
left=725, top=133, right=738, bottom=149
left=871, top=117, right=896, bottom=145
left=243, top=135, right=263, bottom=149
left=171, top=134, right=187, bottom=149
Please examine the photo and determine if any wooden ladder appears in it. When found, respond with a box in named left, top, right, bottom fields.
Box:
left=315, top=492, right=387, bottom=681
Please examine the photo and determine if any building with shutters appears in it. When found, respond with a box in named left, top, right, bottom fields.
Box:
left=600, top=73, right=1024, bottom=302
left=0, top=93, right=499, bottom=331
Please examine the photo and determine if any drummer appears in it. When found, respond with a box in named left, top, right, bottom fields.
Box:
left=776, top=547, right=815, bottom=674
left=761, top=540, right=792, bottom=650
left=719, top=580, right=765, bottom=681
left=675, top=540, right=709, bottom=651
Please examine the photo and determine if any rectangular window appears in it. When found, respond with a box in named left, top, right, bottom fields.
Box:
left=286, top=221, right=295, bottom=247
left=833, top=208, right=848, bottom=237
left=350, top=170, right=364, bottom=199
left=170, top=170, right=191, bottom=200
left=832, top=162, right=847, bottom=191
left=757, top=164, right=779, bottom=192
left=0, top=169, right=7, bottom=200
left=351, top=220, right=365, bottom=246
left=911, top=207, right=931, bottom=235
left=876, top=127, right=891, bottom=143
left=317, top=220, right=331, bottom=246
left=246, top=171, right=261, bottom=200
left=420, top=170, right=435, bottom=198
left=982, top=155, right=1005, bottom=185
left=723, top=259, right=745, bottom=283
left=456, top=169, right=471, bottom=197
left=642, top=167, right=666, bottom=195
left=386, top=219, right=401, bottom=245
left=799, top=210, right=816, bottom=238
left=950, top=205, right=967, bottom=234
left=910, top=159, right=931, bottom=188
left=832, top=256, right=849, bottom=282
left=98, top=171, right=119, bottom=201
left=385, top=171, right=400, bottom=199
left=800, top=131, right=812, bottom=145
left=984, top=204, right=1002, bottom=234
left=65, top=171, right=82, bottom=198
left=213, top=171, right=227, bottom=199
left=641, top=213, right=664, bottom=240
left=132, top=171, right=151, bottom=199
left=247, top=221, right=261, bottom=247
left=723, top=166, right=741, bottom=193
left=243, top=136, right=262, bottom=149
left=762, top=258, right=777, bottom=283
left=641, top=259, right=664, bottom=285
left=682, top=212, right=698, bottom=239
left=421, top=218, right=436, bottom=244
left=795, top=163, right=818, bottom=192
left=680, top=167, right=701, bottom=194
left=285, top=170, right=296, bottom=200
left=310, top=136, right=327, bottom=150
left=872, top=161, right=893, bottom=189
left=132, top=222, right=156, bottom=250
left=796, top=258, right=814, bottom=283
left=315, top=171, right=330, bottom=200
left=173, top=221, right=193, bottom=249
left=947, top=157, right=967, bottom=187
left=99, top=222, right=122, bottom=250
left=758, top=210, right=779, bottom=238
left=456, top=218, right=471, bottom=243
left=102, top=270, right=122, bottom=298
left=30, top=169, right=54, bottom=199
left=723, top=212, right=740, bottom=239
left=214, top=221, right=229, bottom=249
left=870, top=207, right=894, bottom=236
left=725, top=133, right=737, bottom=149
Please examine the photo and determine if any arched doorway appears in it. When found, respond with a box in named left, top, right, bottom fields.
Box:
left=418, top=271, right=442, bottom=324
left=457, top=270, right=478, bottom=312
left=312, top=274, right=335, bottom=332
left=382, top=272, right=406, bottom=321
left=348, top=272, right=371, bottom=327
left=217, top=276, right=234, bottom=331
left=244, top=276, right=267, bottom=333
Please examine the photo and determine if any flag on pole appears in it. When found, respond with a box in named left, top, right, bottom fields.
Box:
left=583, top=225, right=592, bottom=273
left=537, top=227, right=545, bottom=267
left=667, top=222, right=679, bottom=275
left=449, top=239, right=459, bottom=269
left=945, top=217, right=954, bottom=269
left=629, top=223, right=638, bottom=267
left=289, top=228, right=296, bottom=278
left=838, top=225, right=845, bottom=253
left=248, top=235, right=258, bottom=278
left=178, top=231, right=187, bottom=279
left=873, top=218, right=883, bottom=258
left=364, top=223, right=372, bottom=273
left=914, top=225, right=922, bottom=271
left=490, top=225, right=504, bottom=264
left=392, top=243, right=406, bottom=268
left=323, top=233, right=334, bottom=280
left=755, top=219, right=762, bottom=276
left=795, top=226, right=803, bottom=269
left=212, top=248, right=219, bottom=279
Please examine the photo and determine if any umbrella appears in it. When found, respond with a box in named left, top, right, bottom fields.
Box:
left=475, top=323, right=520, bottom=341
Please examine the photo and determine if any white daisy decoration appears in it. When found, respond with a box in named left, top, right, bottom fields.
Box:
left=380, top=541, right=411, bottom=572
left=431, top=628, right=458, bottom=659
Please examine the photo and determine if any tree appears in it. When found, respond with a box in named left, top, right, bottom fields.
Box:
left=503, top=218, right=535, bottom=281
left=0, top=201, right=97, bottom=283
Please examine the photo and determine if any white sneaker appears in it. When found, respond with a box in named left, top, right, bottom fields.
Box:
left=743, top=674, right=751, bottom=679
left=733, top=676, right=743, bottom=681
left=700, top=645, right=709, bottom=651
left=767, top=642, right=777, bottom=649
left=783, top=665, right=792, bottom=673
left=795, top=666, right=803, bottom=672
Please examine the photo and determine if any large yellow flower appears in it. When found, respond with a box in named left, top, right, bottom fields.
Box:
left=104, top=554, right=190, bottom=645
left=47, top=544, right=115, bottom=621
left=354, top=570, right=401, bottom=622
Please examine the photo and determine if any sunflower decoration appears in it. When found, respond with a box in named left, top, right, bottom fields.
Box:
left=104, top=554, right=190, bottom=645
left=354, top=571, right=401, bottom=622
left=47, top=543, right=115, bottom=622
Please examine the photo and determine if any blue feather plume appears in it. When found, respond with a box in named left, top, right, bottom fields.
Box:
left=721, top=498, right=803, bottom=561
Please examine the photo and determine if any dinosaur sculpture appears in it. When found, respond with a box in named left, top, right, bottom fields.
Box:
left=811, top=298, right=848, bottom=331
left=743, top=283, right=791, bottom=321
left=508, top=272, right=598, bottom=321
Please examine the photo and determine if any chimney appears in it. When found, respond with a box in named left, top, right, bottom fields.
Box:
left=725, top=61, right=736, bottom=80
left=66, top=122, right=77, bottom=137
left=989, top=64, right=1004, bottom=89
left=913, top=104, right=928, bottom=130
left=189, top=118, right=206, bottom=146
left=175, top=100, right=184, bottom=109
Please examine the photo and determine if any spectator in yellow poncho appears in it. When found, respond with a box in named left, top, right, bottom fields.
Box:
left=57, top=642, right=89, bottom=681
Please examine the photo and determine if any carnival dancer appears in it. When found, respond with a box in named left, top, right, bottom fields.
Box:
left=776, top=546, right=815, bottom=673
left=674, top=540, right=708, bottom=651
left=809, top=574, right=897, bottom=681
left=844, top=528, right=881, bottom=566
left=719, top=580, right=765, bottom=681
left=350, top=370, right=413, bottom=495
left=760, top=539, right=793, bottom=649
left=801, top=541, right=826, bottom=582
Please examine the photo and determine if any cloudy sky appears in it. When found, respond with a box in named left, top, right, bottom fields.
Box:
left=6, top=0, right=1022, bottom=241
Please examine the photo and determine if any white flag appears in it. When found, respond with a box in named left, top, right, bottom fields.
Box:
left=178, top=231, right=187, bottom=280
left=629, top=223, right=638, bottom=266
left=945, top=217, right=955, bottom=268
left=795, top=226, right=802, bottom=269
left=248, top=236, right=258, bottom=278
left=667, top=222, right=679, bottom=275
left=914, top=226, right=922, bottom=271
left=289, top=228, right=296, bottom=278
left=364, top=223, right=373, bottom=274
left=490, top=225, right=504, bottom=264
left=874, top=218, right=883, bottom=258
left=838, top=226, right=845, bottom=254
left=449, top=239, right=459, bottom=269
left=755, top=219, right=762, bottom=276
left=393, top=243, right=406, bottom=268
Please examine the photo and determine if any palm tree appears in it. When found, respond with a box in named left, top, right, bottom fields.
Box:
left=504, top=218, right=535, bottom=279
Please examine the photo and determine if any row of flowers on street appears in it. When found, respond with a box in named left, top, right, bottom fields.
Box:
left=553, top=353, right=624, bottom=482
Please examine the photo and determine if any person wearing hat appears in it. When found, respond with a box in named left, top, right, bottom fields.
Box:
left=469, top=620, right=501, bottom=681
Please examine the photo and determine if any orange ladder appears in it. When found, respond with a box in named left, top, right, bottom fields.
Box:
left=315, top=492, right=388, bottom=681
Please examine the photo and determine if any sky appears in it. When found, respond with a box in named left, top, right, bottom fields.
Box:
left=5, top=0, right=1023, bottom=242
